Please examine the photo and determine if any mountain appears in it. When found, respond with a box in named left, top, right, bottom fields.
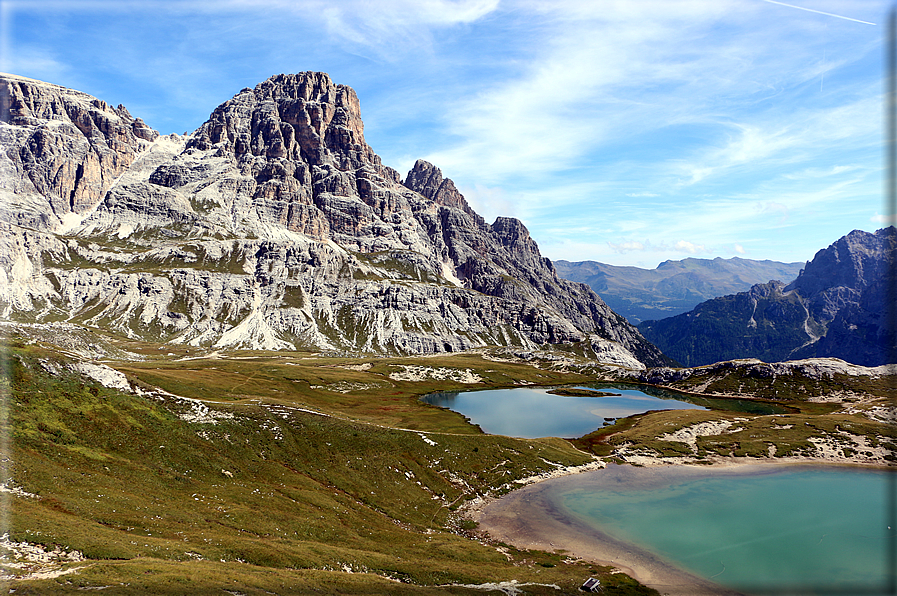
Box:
left=554, top=257, right=805, bottom=324
left=637, top=228, right=895, bottom=367
left=0, top=72, right=669, bottom=368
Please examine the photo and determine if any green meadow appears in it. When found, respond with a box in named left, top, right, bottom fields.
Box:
left=1, top=338, right=655, bottom=595
left=2, top=327, right=892, bottom=595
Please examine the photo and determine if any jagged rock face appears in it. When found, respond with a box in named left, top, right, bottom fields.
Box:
left=638, top=228, right=896, bottom=367
left=786, top=229, right=893, bottom=322
left=404, top=159, right=477, bottom=217
left=0, top=73, right=158, bottom=231
left=0, top=72, right=669, bottom=367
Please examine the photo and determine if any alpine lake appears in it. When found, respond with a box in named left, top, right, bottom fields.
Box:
left=422, top=384, right=893, bottom=595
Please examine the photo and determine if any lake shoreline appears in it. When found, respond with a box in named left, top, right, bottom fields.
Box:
left=465, top=456, right=891, bottom=596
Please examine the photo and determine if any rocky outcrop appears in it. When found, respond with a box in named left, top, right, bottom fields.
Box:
left=0, top=73, right=158, bottom=231
left=638, top=228, right=896, bottom=367
left=403, top=159, right=478, bottom=217
left=0, top=72, right=669, bottom=367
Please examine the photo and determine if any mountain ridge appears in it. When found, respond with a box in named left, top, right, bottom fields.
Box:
left=0, top=71, right=670, bottom=368
left=554, top=256, right=805, bottom=324
left=637, top=227, right=895, bottom=367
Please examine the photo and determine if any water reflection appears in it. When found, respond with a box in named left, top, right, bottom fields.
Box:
left=421, top=384, right=708, bottom=439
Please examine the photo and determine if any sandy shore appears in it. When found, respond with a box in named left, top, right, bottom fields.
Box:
left=467, top=459, right=868, bottom=596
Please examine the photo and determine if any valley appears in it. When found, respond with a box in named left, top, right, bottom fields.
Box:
left=554, top=258, right=804, bottom=325
left=1, top=69, right=894, bottom=596
left=1, top=322, right=893, bottom=594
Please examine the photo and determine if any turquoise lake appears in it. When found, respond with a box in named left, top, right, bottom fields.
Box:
left=553, top=464, right=894, bottom=595
left=421, top=384, right=787, bottom=439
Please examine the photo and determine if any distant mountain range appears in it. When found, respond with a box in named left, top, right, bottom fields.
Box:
left=637, top=228, right=895, bottom=367
left=554, top=257, right=805, bottom=324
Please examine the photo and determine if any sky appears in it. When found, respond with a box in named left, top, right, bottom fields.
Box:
left=1, top=0, right=890, bottom=268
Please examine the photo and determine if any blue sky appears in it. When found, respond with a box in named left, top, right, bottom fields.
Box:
left=1, top=0, right=889, bottom=268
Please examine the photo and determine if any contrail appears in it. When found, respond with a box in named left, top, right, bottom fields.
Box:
left=760, top=0, right=876, bottom=25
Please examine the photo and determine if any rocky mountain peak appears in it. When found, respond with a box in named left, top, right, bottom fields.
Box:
left=254, top=72, right=361, bottom=119
left=403, top=159, right=477, bottom=217
left=0, top=72, right=671, bottom=367
left=0, top=73, right=158, bottom=229
left=787, top=227, right=894, bottom=301
left=188, top=71, right=375, bottom=170
left=639, top=227, right=896, bottom=366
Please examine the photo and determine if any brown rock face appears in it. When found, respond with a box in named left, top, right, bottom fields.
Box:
left=182, top=72, right=408, bottom=241
left=189, top=72, right=377, bottom=169
left=1, top=74, right=158, bottom=225
left=403, top=159, right=477, bottom=217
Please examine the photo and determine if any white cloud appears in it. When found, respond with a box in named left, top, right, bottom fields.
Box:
left=781, top=164, right=862, bottom=180
left=734, top=243, right=746, bottom=254
left=870, top=212, right=897, bottom=225
left=10, top=0, right=886, bottom=268
left=605, top=238, right=711, bottom=255
left=674, top=240, right=707, bottom=254
left=221, top=0, right=500, bottom=56
left=0, top=47, right=70, bottom=84
left=424, top=0, right=884, bottom=199
left=674, top=123, right=802, bottom=187
left=607, top=241, right=647, bottom=253
left=758, top=201, right=790, bottom=224
left=457, top=183, right=516, bottom=222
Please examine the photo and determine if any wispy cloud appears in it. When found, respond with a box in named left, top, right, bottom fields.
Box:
left=221, top=0, right=500, bottom=57
left=8, top=0, right=887, bottom=267
left=0, top=47, right=70, bottom=83
left=870, top=213, right=897, bottom=225
left=606, top=238, right=711, bottom=255
left=423, top=2, right=882, bottom=185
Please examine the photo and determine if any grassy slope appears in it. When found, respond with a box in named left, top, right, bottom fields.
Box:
left=2, top=340, right=657, bottom=595
left=573, top=407, right=895, bottom=460
left=572, top=366, right=895, bottom=461
left=4, top=328, right=892, bottom=594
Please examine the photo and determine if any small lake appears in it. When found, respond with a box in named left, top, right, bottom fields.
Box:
left=421, top=384, right=707, bottom=439
left=421, top=384, right=788, bottom=439
left=555, top=464, right=894, bottom=595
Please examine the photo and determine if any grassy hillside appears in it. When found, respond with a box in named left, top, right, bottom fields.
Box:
left=3, top=323, right=891, bottom=594
left=1, top=337, right=657, bottom=595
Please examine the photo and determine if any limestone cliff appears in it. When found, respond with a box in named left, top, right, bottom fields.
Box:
left=0, top=73, right=157, bottom=231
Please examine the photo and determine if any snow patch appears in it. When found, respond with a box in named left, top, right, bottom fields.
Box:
left=0, top=533, right=85, bottom=581
left=340, top=362, right=372, bottom=371
left=116, top=223, right=135, bottom=239
left=0, top=482, right=38, bottom=499
left=214, top=307, right=293, bottom=351
left=658, top=419, right=749, bottom=453
left=178, top=399, right=235, bottom=425
left=444, top=580, right=560, bottom=595
left=55, top=211, right=85, bottom=235
left=588, top=336, right=645, bottom=370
